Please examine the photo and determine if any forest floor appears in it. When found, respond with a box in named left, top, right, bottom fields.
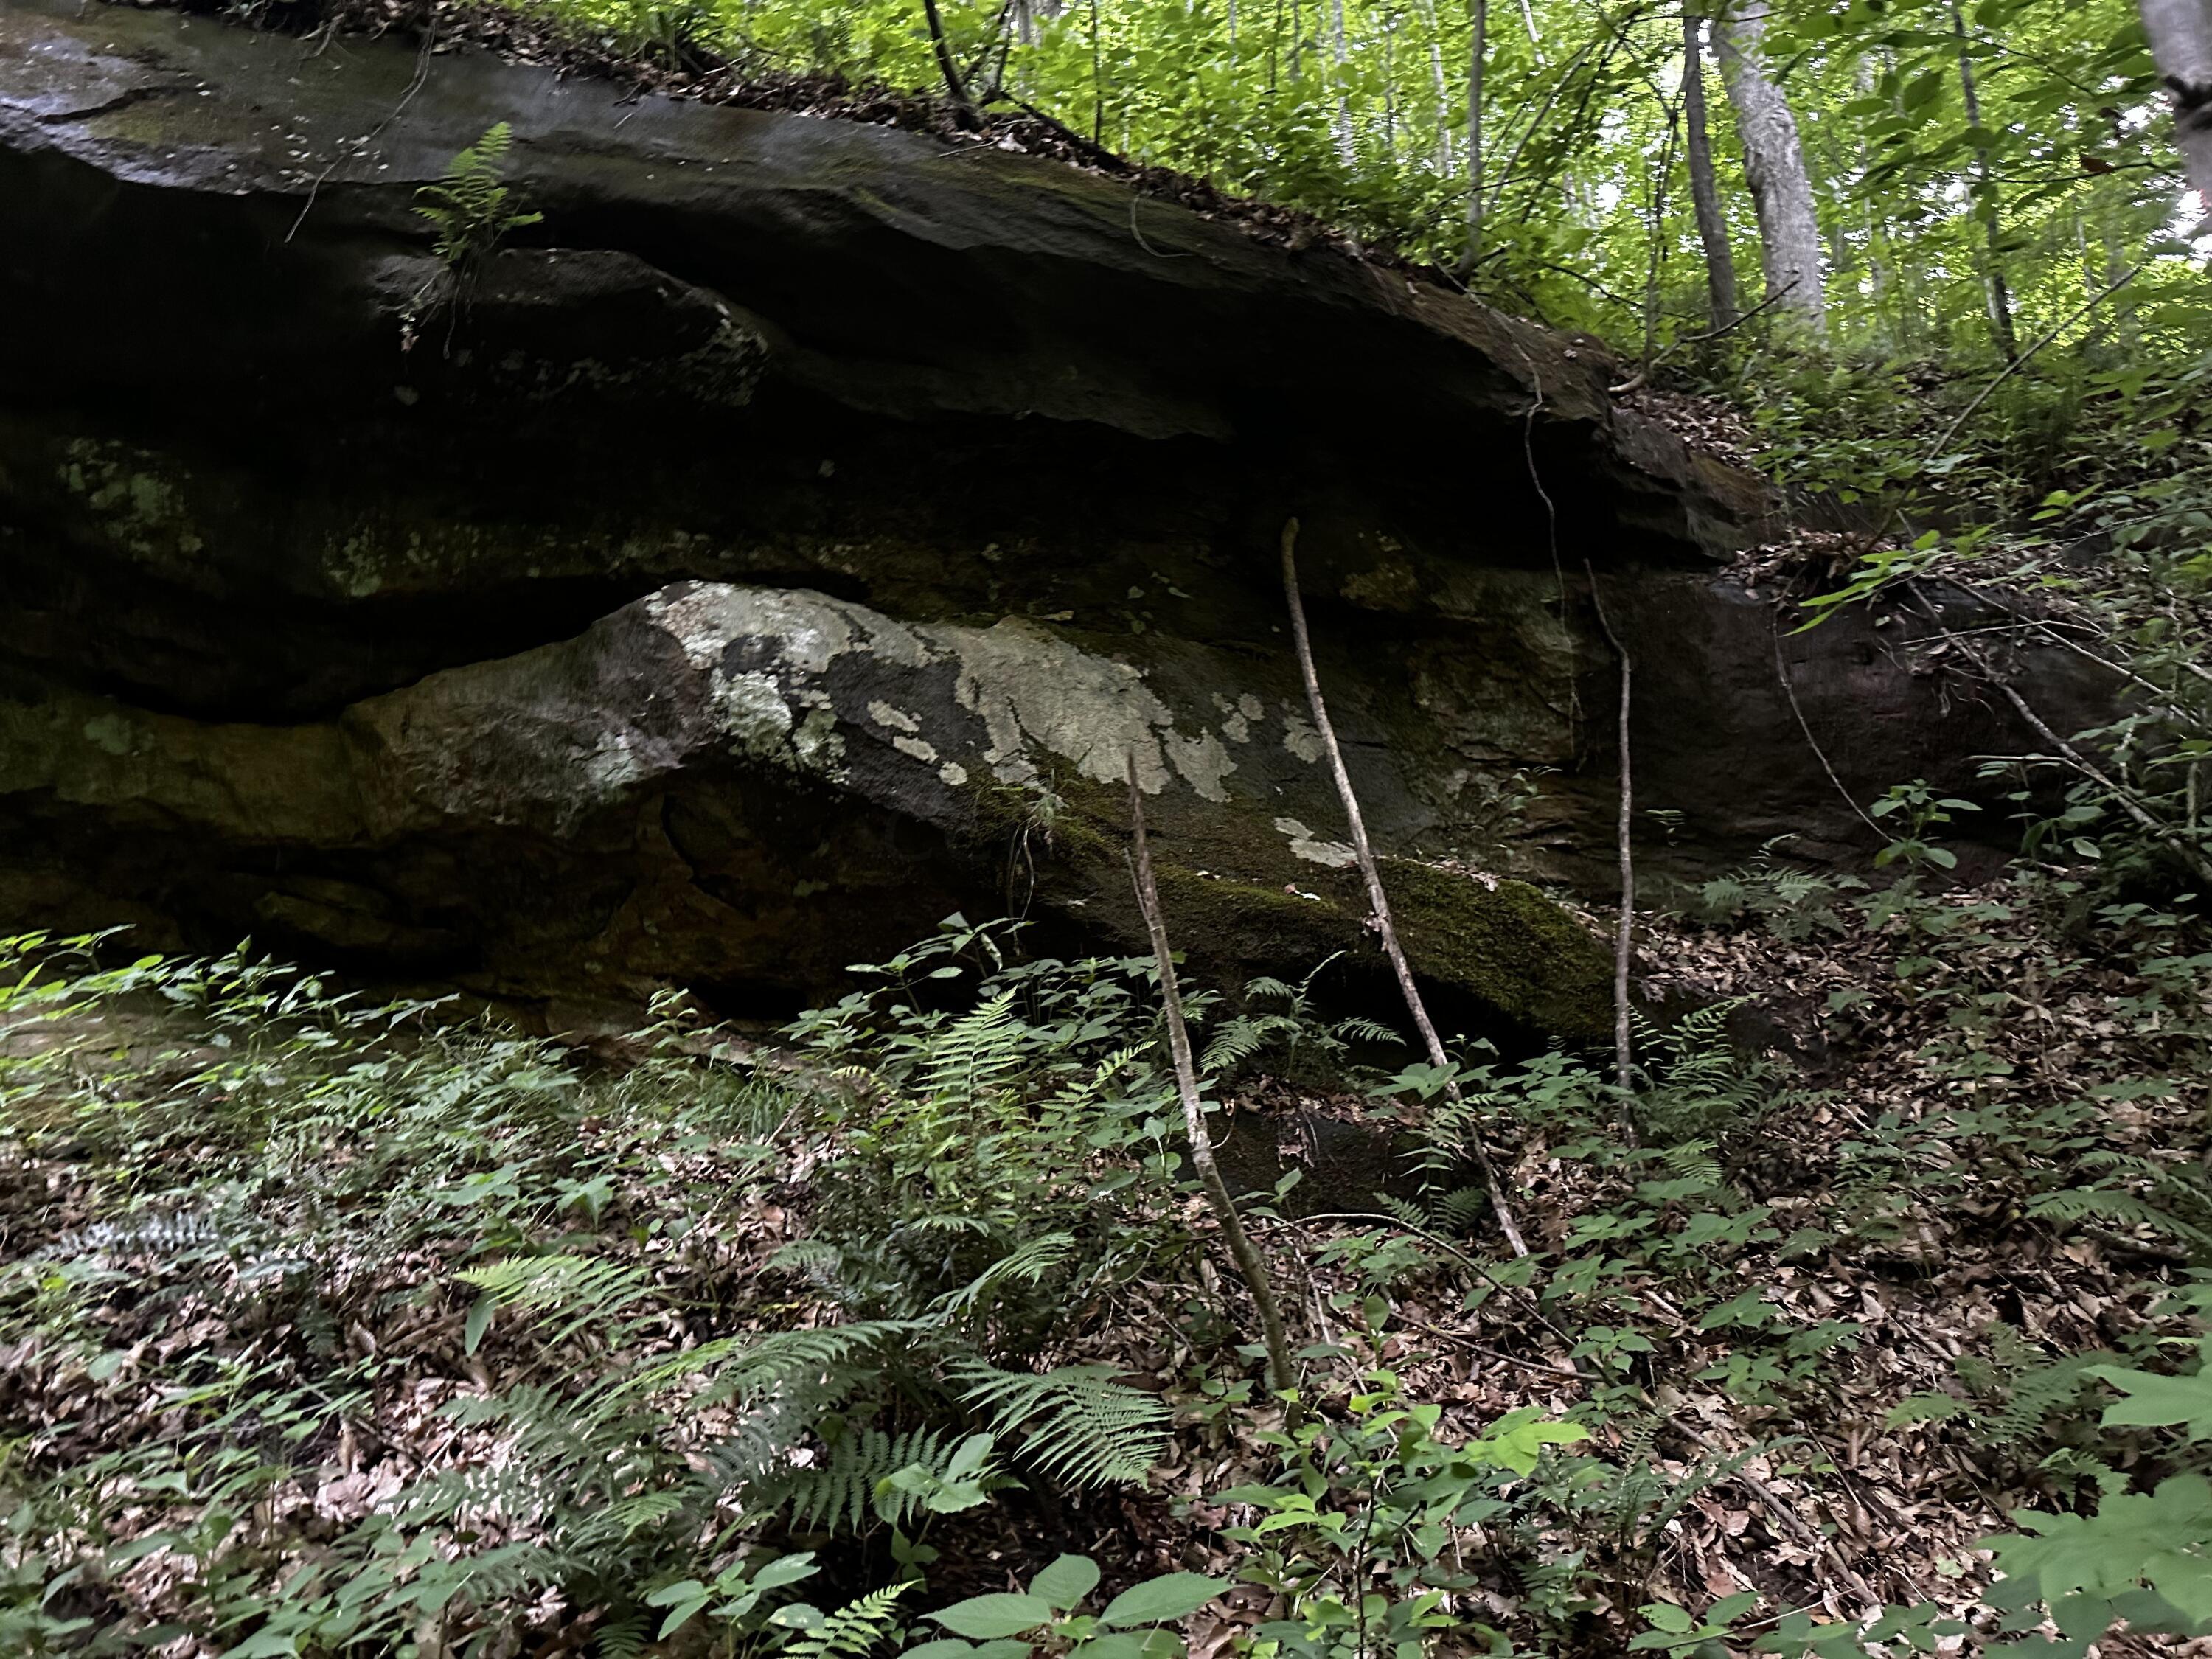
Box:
left=4, top=840, right=2208, bottom=1654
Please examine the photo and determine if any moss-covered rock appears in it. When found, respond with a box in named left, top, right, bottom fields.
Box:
left=1382, top=859, right=1613, bottom=1042
left=0, top=0, right=2121, bottom=1034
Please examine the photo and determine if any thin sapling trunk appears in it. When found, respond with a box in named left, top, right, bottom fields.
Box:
left=1681, top=10, right=1739, bottom=331
left=1124, top=757, right=1295, bottom=1394
left=1279, top=519, right=1531, bottom=1257
left=1585, top=563, right=1640, bottom=1144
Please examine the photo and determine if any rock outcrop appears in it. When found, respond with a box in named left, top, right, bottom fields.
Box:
left=0, top=0, right=2115, bottom=1031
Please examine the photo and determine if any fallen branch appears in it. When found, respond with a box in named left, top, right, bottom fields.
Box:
left=1607, top=277, right=1798, bottom=393
left=1124, top=755, right=1295, bottom=1394
left=1907, top=584, right=2212, bottom=886
left=1279, top=520, right=1531, bottom=1257
left=1921, top=260, right=2147, bottom=465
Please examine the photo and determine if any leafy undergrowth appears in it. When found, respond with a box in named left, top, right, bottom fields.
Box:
left=2, top=851, right=2211, bottom=1658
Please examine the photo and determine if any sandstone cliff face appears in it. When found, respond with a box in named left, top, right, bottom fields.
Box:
left=0, top=0, right=2112, bottom=1029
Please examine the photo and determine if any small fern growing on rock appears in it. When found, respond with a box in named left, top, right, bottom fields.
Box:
left=415, top=122, right=542, bottom=269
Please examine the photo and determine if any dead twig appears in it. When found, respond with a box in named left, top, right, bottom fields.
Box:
left=1607, top=277, right=1799, bottom=393
left=1124, top=755, right=1295, bottom=1394
left=1908, top=584, right=2212, bottom=885
left=1921, top=261, right=2147, bottom=463
left=1770, top=611, right=1883, bottom=838
left=1280, top=521, right=1531, bottom=1258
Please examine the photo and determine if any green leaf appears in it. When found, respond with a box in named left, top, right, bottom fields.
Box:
left=1639, top=1602, right=1695, bottom=1635
left=2091, top=1361, right=2212, bottom=1439
left=902, top=1644, right=979, bottom=1659
left=1711, top=1591, right=1761, bottom=1624
left=755, top=1554, right=821, bottom=1592
left=1098, top=1573, right=1227, bottom=1628
left=1031, top=1554, right=1103, bottom=1611
left=931, top=1593, right=1056, bottom=1639
left=216, top=1635, right=302, bottom=1659
left=1077, top=1634, right=1163, bottom=1659
left=464, top=1293, right=496, bottom=1357
left=1470, top=1411, right=1592, bottom=1475
left=648, top=1582, right=712, bottom=1639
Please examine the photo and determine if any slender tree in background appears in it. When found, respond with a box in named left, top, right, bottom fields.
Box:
left=919, top=0, right=976, bottom=116
left=1680, top=10, right=1739, bottom=331
left=1464, top=0, right=1489, bottom=267
left=2138, top=0, right=2212, bottom=215
left=1415, top=0, right=1456, bottom=173
left=1714, top=0, right=1826, bottom=336
left=1950, top=0, right=2020, bottom=360
left=1334, top=0, right=1357, bottom=161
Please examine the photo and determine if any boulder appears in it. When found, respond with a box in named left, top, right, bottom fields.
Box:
left=0, top=0, right=2115, bottom=1032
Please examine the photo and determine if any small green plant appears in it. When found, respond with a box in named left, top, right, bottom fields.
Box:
left=414, top=122, right=543, bottom=268
left=911, top=1554, right=1228, bottom=1659
left=1215, top=1343, right=1587, bottom=1659
left=1871, top=779, right=1982, bottom=873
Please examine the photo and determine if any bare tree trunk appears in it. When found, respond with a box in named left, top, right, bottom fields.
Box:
left=1639, top=92, right=1683, bottom=376
left=1681, top=11, right=1739, bottom=331
left=2139, top=0, right=2212, bottom=215
left=1430, top=35, right=1456, bottom=172
left=1281, top=521, right=1531, bottom=1257
left=1950, top=1, right=2020, bottom=360
left=1124, top=758, right=1295, bottom=1394
left=1714, top=0, right=1826, bottom=337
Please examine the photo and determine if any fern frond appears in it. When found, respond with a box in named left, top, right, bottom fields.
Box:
left=2025, top=1185, right=2212, bottom=1246
left=615, top=1321, right=916, bottom=1404
left=786, top=1582, right=914, bottom=1659
left=414, top=122, right=543, bottom=266
left=1374, top=1194, right=1432, bottom=1232
left=594, top=1610, right=652, bottom=1659
left=778, top=1427, right=954, bottom=1534
left=1436, top=1186, right=1494, bottom=1231
left=922, top=992, right=1026, bottom=1103
left=456, top=1253, right=654, bottom=1344
left=931, top=1232, right=1077, bottom=1321
left=952, top=1361, right=1169, bottom=1487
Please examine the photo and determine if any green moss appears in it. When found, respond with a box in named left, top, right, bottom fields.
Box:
left=1151, top=865, right=1349, bottom=956
left=964, top=771, right=1122, bottom=863
left=1381, top=858, right=1613, bottom=1041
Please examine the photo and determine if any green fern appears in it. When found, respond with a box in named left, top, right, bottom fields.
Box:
left=593, top=1610, right=651, bottom=1659
left=931, top=1232, right=1077, bottom=1321
left=920, top=991, right=1027, bottom=1104
left=414, top=122, right=543, bottom=268
left=1374, top=1194, right=1432, bottom=1232
left=953, top=1360, right=1169, bottom=1487
left=455, top=1253, right=653, bottom=1348
left=2025, top=1183, right=2210, bottom=1244
left=785, top=1582, right=913, bottom=1659
left=778, top=1425, right=967, bottom=1534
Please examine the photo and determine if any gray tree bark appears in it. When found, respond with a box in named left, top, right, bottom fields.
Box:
left=1714, top=0, right=1826, bottom=336
left=1681, top=12, right=1739, bottom=330
left=2138, top=0, right=2212, bottom=215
